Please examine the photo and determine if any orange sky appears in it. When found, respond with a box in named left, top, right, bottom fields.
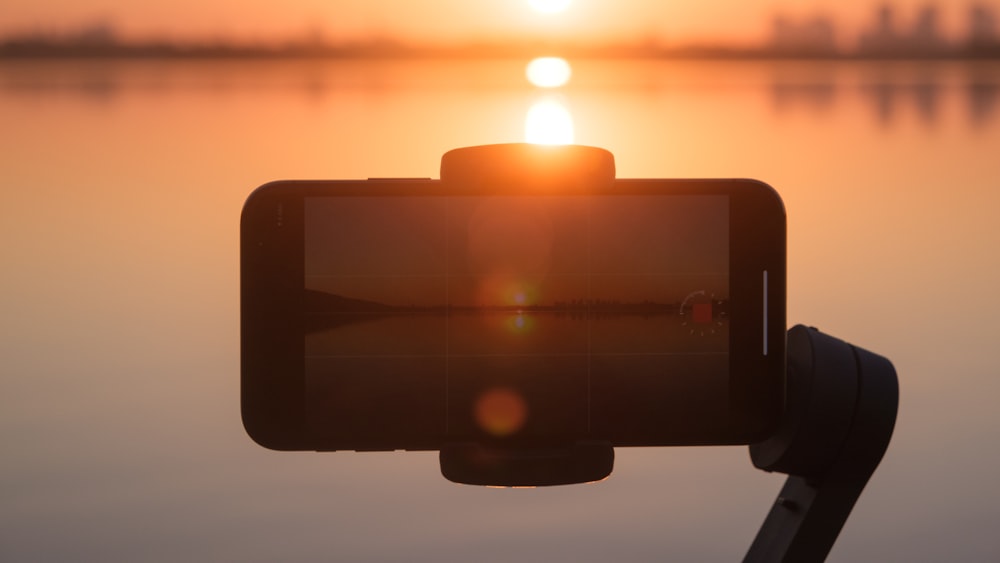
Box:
left=2, top=0, right=993, bottom=46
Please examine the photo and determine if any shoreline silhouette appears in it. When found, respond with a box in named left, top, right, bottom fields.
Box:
left=303, top=288, right=729, bottom=332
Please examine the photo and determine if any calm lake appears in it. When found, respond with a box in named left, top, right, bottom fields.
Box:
left=2, top=57, right=999, bottom=561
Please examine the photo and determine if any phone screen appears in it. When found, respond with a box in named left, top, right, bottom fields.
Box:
left=241, top=178, right=784, bottom=451
left=302, top=193, right=733, bottom=447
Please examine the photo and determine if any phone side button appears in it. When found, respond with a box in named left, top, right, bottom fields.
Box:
left=763, top=269, right=769, bottom=356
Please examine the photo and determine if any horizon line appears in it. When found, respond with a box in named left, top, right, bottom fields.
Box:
left=3, top=35, right=1000, bottom=61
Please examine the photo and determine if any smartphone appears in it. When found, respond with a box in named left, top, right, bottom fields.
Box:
left=241, top=178, right=785, bottom=452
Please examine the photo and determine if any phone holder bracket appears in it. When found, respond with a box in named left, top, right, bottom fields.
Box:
left=440, top=441, right=615, bottom=487
left=440, top=143, right=615, bottom=192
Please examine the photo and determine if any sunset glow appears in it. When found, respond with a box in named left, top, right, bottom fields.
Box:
left=4, top=11, right=1000, bottom=555
left=527, top=0, right=572, bottom=14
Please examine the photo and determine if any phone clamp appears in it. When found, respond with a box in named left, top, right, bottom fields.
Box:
left=440, top=143, right=615, bottom=192
left=440, top=441, right=615, bottom=487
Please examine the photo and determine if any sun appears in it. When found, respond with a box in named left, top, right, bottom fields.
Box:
left=527, top=0, right=572, bottom=14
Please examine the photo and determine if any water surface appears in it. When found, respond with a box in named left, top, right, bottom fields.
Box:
left=2, top=58, right=999, bottom=561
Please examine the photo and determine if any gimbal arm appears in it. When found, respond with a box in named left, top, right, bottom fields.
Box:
left=744, top=325, right=899, bottom=562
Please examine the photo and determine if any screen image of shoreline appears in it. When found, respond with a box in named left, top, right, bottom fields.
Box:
left=304, top=194, right=730, bottom=448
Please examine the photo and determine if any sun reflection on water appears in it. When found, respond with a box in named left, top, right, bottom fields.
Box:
left=526, top=57, right=572, bottom=88
left=525, top=96, right=575, bottom=144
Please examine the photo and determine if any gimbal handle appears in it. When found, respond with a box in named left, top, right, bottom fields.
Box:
left=744, top=325, right=899, bottom=562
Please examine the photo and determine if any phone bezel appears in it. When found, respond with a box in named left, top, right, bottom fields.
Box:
left=241, top=178, right=785, bottom=451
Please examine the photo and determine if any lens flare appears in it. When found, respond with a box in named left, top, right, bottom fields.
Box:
left=505, top=313, right=536, bottom=335
left=475, top=387, right=528, bottom=437
left=526, top=57, right=572, bottom=88
left=527, top=0, right=572, bottom=13
left=525, top=98, right=575, bottom=145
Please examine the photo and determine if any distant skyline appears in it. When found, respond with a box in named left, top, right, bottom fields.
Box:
left=5, top=3, right=999, bottom=60
left=2, top=1, right=998, bottom=48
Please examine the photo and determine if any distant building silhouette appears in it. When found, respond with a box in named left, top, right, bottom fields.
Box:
left=858, top=4, right=949, bottom=56
left=74, top=21, right=117, bottom=46
left=968, top=4, right=1000, bottom=53
left=912, top=6, right=946, bottom=51
left=859, top=4, right=900, bottom=52
left=970, top=4, right=999, bottom=43
left=769, top=15, right=837, bottom=55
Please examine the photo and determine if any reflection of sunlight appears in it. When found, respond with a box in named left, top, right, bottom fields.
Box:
left=505, top=312, right=536, bottom=335
left=526, top=57, right=572, bottom=88
left=525, top=98, right=575, bottom=145
left=527, top=0, right=572, bottom=14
